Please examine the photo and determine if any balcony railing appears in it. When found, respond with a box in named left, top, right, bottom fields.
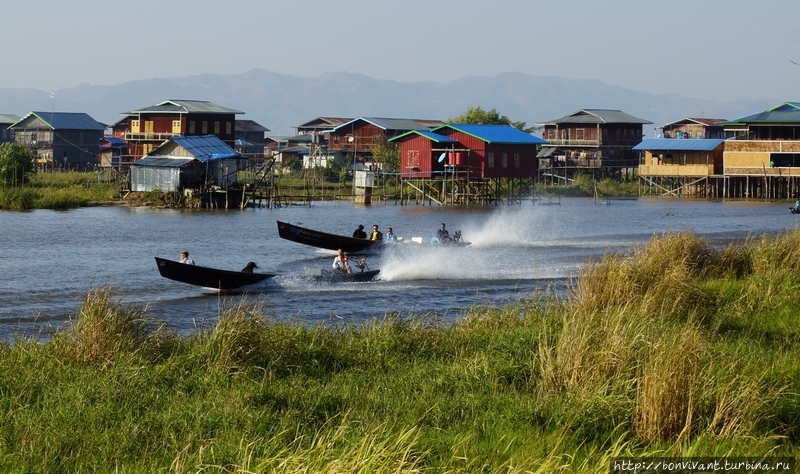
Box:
left=125, top=132, right=177, bottom=141
left=639, top=164, right=714, bottom=177
left=544, top=139, right=601, bottom=147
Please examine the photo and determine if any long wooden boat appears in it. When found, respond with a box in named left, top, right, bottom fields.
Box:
left=155, top=257, right=276, bottom=291
left=277, top=221, right=380, bottom=253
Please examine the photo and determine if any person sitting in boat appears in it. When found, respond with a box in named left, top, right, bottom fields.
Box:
left=241, top=261, right=258, bottom=273
left=385, top=227, right=397, bottom=242
left=352, top=224, right=367, bottom=239
left=333, top=249, right=352, bottom=274
left=370, top=225, right=383, bottom=241
left=436, top=223, right=451, bottom=243
left=179, top=251, right=195, bottom=265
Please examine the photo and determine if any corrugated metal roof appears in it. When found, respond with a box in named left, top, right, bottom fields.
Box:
left=632, top=138, right=724, bottom=151
left=544, top=109, right=652, bottom=125
left=537, top=147, right=557, bottom=158
left=0, top=114, right=20, bottom=124
left=331, top=117, right=441, bottom=133
left=131, top=157, right=195, bottom=168
left=432, top=124, right=549, bottom=145
left=721, top=102, right=800, bottom=125
left=10, top=112, right=105, bottom=130
left=155, top=135, right=242, bottom=162
left=294, top=117, right=353, bottom=128
left=235, top=119, right=270, bottom=132
left=124, top=100, right=243, bottom=115
left=661, top=117, right=728, bottom=128
left=100, top=137, right=127, bottom=145
left=388, top=130, right=458, bottom=143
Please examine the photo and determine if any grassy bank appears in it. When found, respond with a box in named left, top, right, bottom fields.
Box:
left=0, top=171, right=118, bottom=210
left=2, top=242, right=800, bottom=472
left=536, top=173, right=640, bottom=198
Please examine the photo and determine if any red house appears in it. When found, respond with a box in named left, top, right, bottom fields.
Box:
left=391, top=124, right=548, bottom=179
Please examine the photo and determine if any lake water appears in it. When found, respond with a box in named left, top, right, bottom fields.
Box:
left=1, top=197, right=797, bottom=340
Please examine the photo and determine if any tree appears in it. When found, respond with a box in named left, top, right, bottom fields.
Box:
left=448, top=106, right=538, bottom=134
left=0, top=142, right=34, bottom=187
left=370, top=140, right=400, bottom=173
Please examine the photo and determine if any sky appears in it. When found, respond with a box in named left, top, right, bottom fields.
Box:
left=2, top=0, right=799, bottom=103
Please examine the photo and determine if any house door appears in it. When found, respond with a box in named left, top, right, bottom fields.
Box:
left=145, top=121, right=154, bottom=139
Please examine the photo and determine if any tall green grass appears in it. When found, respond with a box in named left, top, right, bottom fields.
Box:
left=1, top=231, right=799, bottom=472
left=0, top=171, right=117, bottom=209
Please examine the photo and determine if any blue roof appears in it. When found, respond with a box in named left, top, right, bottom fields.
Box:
left=431, top=124, right=548, bottom=145
left=388, top=130, right=459, bottom=143
left=102, top=137, right=127, bottom=145
left=11, top=111, right=105, bottom=131
left=632, top=138, right=724, bottom=152
left=721, top=102, right=800, bottom=125
left=161, top=135, right=242, bottom=162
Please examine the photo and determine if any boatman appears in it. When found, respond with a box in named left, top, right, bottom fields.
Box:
left=179, top=251, right=195, bottom=265
left=370, top=225, right=383, bottom=241
left=352, top=224, right=367, bottom=239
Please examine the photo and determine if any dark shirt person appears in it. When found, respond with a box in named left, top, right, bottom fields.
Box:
left=353, top=224, right=367, bottom=239
left=370, top=225, right=383, bottom=241
left=241, top=261, right=258, bottom=273
left=437, top=223, right=450, bottom=242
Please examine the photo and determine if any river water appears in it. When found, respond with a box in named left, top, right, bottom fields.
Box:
left=1, top=198, right=797, bottom=340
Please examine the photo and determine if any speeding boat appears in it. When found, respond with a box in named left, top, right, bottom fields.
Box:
left=277, top=221, right=380, bottom=253
left=155, top=257, right=276, bottom=291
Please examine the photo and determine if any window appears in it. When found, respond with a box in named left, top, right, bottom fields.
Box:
left=616, top=129, right=621, bottom=142
left=131, top=120, right=140, bottom=133
left=226, top=122, right=232, bottom=134
left=576, top=129, right=584, bottom=140
left=514, top=153, right=520, bottom=168
left=214, top=122, right=220, bottom=134
left=202, top=121, right=208, bottom=134
left=502, top=152, right=508, bottom=168
left=488, top=152, right=495, bottom=168
left=623, top=129, right=628, bottom=142
left=603, top=129, right=608, bottom=141
left=189, top=121, right=195, bottom=134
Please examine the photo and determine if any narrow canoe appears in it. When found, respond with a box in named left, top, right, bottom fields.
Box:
left=277, top=221, right=380, bottom=253
left=155, top=257, right=276, bottom=290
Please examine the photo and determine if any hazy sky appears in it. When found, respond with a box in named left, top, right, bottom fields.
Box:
left=3, top=0, right=799, bottom=102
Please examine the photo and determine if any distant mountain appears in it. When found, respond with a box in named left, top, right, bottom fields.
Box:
left=0, top=70, right=779, bottom=137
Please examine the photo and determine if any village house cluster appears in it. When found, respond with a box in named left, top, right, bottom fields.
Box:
left=3, top=99, right=800, bottom=201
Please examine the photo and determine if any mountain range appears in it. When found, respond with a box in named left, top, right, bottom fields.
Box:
left=0, top=69, right=780, bottom=137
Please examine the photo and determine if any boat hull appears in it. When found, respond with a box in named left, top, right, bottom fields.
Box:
left=313, top=269, right=380, bottom=283
left=155, top=257, right=276, bottom=290
left=277, top=221, right=380, bottom=253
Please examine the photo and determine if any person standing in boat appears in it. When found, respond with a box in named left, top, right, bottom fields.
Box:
left=333, top=249, right=352, bottom=274
left=370, top=224, right=383, bottom=241
left=179, top=251, right=195, bottom=265
left=241, top=262, right=258, bottom=273
left=352, top=224, right=367, bottom=239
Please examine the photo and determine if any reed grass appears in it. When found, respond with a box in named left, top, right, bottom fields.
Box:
left=0, top=171, right=117, bottom=209
left=1, top=231, right=800, bottom=472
